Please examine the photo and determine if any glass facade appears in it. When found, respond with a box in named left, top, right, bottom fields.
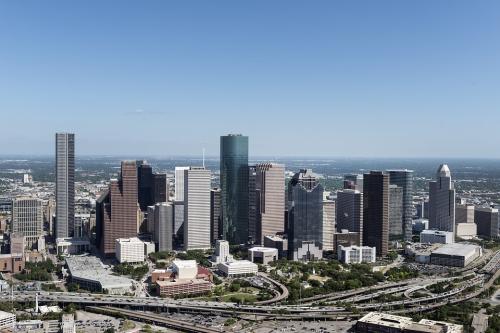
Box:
left=220, top=134, right=249, bottom=244
left=388, top=170, right=414, bottom=242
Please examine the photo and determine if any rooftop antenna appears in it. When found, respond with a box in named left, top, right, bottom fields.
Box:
left=202, top=148, right=206, bottom=168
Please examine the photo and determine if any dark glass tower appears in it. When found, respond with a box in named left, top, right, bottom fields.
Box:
left=363, top=171, right=389, bottom=256
left=388, top=170, right=414, bottom=242
left=220, top=134, right=249, bottom=244
left=137, top=162, right=153, bottom=211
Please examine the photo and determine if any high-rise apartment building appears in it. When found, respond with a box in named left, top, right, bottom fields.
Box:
left=388, top=170, right=414, bottom=241
left=429, top=164, right=456, bottom=236
left=210, top=188, right=222, bottom=245
left=363, top=171, right=389, bottom=256
left=11, top=197, right=43, bottom=249
left=97, top=161, right=139, bottom=256
left=220, top=134, right=249, bottom=244
left=287, top=169, right=323, bottom=259
left=336, top=189, right=363, bottom=244
left=55, top=132, right=75, bottom=238
left=388, top=185, right=403, bottom=239
left=183, top=167, right=211, bottom=250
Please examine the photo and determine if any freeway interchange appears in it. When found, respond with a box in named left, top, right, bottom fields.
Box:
left=4, top=250, right=499, bottom=322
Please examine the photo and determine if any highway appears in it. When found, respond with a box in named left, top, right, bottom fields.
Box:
left=86, top=306, right=221, bottom=333
left=3, top=249, right=497, bottom=322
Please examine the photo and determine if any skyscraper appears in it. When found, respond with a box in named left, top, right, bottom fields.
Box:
left=174, top=166, right=189, bottom=202
left=210, top=188, right=222, bottom=245
left=388, top=185, right=403, bottom=239
left=220, top=134, right=249, bottom=244
left=183, top=167, right=211, bottom=250
left=153, top=202, right=174, bottom=252
left=475, top=207, right=500, bottom=240
left=336, top=189, right=363, bottom=244
left=429, top=164, right=456, bottom=236
left=55, top=132, right=75, bottom=239
left=287, top=169, right=324, bottom=258
left=137, top=161, right=168, bottom=211
left=98, top=161, right=139, bottom=256
left=11, top=197, right=43, bottom=249
left=248, top=166, right=258, bottom=243
left=137, top=162, right=153, bottom=211
left=250, top=163, right=286, bottom=245
left=322, top=194, right=336, bottom=252
left=388, top=169, right=414, bottom=241
left=363, top=171, right=389, bottom=256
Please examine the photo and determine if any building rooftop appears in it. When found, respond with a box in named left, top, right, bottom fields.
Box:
left=116, top=237, right=144, bottom=244
left=220, top=260, right=258, bottom=268
left=249, top=247, right=279, bottom=253
left=172, top=260, right=197, bottom=269
left=65, top=256, right=133, bottom=290
left=0, top=310, right=15, bottom=320
left=432, top=243, right=481, bottom=257
left=358, top=312, right=463, bottom=333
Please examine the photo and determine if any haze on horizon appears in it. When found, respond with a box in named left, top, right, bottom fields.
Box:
left=1, top=1, right=499, bottom=158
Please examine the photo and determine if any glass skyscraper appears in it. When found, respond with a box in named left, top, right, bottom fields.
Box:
left=388, top=169, right=414, bottom=242
left=220, top=134, right=249, bottom=244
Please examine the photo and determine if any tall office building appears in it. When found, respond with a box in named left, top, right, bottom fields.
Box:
left=152, top=173, right=167, bottom=203
left=475, top=207, right=499, bottom=240
left=183, top=167, right=211, bottom=250
left=174, top=167, right=189, bottom=201
left=344, top=174, right=363, bottom=192
left=363, top=171, right=389, bottom=256
left=252, top=163, right=285, bottom=245
left=456, top=204, right=475, bottom=224
left=11, top=197, right=43, bottom=249
left=173, top=201, right=185, bottom=247
left=55, top=132, right=75, bottom=238
left=210, top=188, right=222, bottom=245
left=220, top=134, right=249, bottom=244
left=287, top=169, right=324, bottom=258
left=322, top=194, right=336, bottom=252
left=248, top=166, right=258, bottom=243
left=137, top=162, right=154, bottom=211
left=98, top=161, right=139, bottom=256
left=138, top=162, right=168, bottom=211
left=429, top=164, right=456, bottom=236
left=388, top=185, right=403, bottom=239
left=388, top=170, right=414, bottom=241
left=153, top=202, right=174, bottom=252
left=336, top=189, right=363, bottom=244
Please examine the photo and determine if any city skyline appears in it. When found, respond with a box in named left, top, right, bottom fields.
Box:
left=1, top=2, right=500, bottom=158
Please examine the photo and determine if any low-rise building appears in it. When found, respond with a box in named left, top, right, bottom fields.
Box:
left=172, top=260, right=198, bottom=279
left=356, top=312, right=463, bottom=333
left=338, top=245, right=376, bottom=264
left=115, top=237, right=145, bottom=263
left=293, top=240, right=323, bottom=261
left=218, top=260, right=258, bottom=277
left=65, top=256, right=133, bottom=295
left=248, top=247, right=278, bottom=265
left=430, top=243, right=482, bottom=268
left=56, top=238, right=90, bottom=256
left=333, top=230, right=360, bottom=255
left=456, top=223, right=477, bottom=240
left=0, top=253, right=25, bottom=273
left=157, top=278, right=212, bottom=298
left=0, top=310, right=15, bottom=331
left=420, top=230, right=454, bottom=244
left=263, top=235, right=288, bottom=259
left=212, top=240, right=233, bottom=264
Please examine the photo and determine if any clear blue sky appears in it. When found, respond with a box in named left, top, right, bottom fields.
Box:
left=1, top=1, right=499, bottom=158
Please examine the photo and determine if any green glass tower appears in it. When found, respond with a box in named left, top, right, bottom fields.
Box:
left=220, top=134, right=249, bottom=244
